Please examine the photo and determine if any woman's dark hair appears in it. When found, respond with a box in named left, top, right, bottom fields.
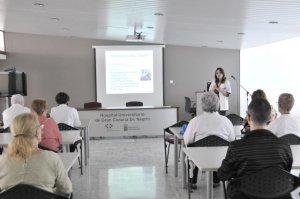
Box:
left=247, top=98, right=271, bottom=125
left=55, top=92, right=70, bottom=104
left=214, top=67, right=226, bottom=84
left=251, top=89, right=267, bottom=101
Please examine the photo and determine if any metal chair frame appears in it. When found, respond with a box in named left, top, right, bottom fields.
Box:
left=58, top=123, right=83, bottom=175
left=163, top=121, right=188, bottom=174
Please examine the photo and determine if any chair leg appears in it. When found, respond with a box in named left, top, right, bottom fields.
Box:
left=75, top=142, right=83, bottom=175
left=222, top=181, right=227, bottom=199
left=178, top=142, right=182, bottom=161
left=80, top=142, right=83, bottom=175
left=164, top=133, right=168, bottom=174
left=187, top=159, right=191, bottom=199
left=165, top=143, right=170, bottom=174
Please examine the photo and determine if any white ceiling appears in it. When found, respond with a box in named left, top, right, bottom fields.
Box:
left=1, top=0, right=300, bottom=49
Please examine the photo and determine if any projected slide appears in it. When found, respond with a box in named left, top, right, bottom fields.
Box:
left=105, top=50, right=153, bottom=94
left=94, top=45, right=164, bottom=107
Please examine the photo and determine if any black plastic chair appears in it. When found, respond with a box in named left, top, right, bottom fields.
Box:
left=227, top=167, right=300, bottom=199
left=226, top=113, right=244, bottom=126
left=83, top=102, right=102, bottom=109
left=187, top=135, right=229, bottom=199
left=280, top=134, right=300, bottom=145
left=164, top=121, right=189, bottom=174
left=125, top=101, right=143, bottom=107
left=58, top=123, right=79, bottom=131
left=184, top=97, right=196, bottom=118
left=0, top=127, right=10, bottom=133
left=0, top=184, right=70, bottom=199
left=58, top=123, right=83, bottom=175
left=0, top=127, right=9, bottom=154
left=188, top=135, right=229, bottom=147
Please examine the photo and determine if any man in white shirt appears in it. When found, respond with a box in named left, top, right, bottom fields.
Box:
left=184, top=92, right=235, bottom=146
left=2, top=94, right=30, bottom=129
left=183, top=92, right=235, bottom=188
left=50, top=92, right=81, bottom=127
left=268, top=93, right=300, bottom=137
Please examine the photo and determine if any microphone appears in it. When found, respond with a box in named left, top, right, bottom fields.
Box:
left=231, top=75, right=236, bottom=80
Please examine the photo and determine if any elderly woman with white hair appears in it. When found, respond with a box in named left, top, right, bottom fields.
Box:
left=183, top=92, right=235, bottom=188
left=2, top=94, right=30, bottom=129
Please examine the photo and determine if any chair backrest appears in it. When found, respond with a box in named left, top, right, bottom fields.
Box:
left=58, top=123, right=79, bottom=131
left=184, top=97, right=192, bottom=112
left=226, top=113, right=244, bottom=126
left=188, top=135, right=229, bottom=147
left=164, top=121, right=189, bottom=135
left=125, top=101, right=143, bottom=107
left=0, top=127, right=10, bottom=133
left=230, top=167, right=300, bottom=198
left=280, top=134, right=300, bottom=145
left=83, top=102, right=102, bottom=109
left=0, top=184, right=69, bottom=199
left=184, top=97, right=196, bottom=117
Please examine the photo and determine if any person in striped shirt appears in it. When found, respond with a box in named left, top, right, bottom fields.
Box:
left=218, top=98, right=293, bottom=199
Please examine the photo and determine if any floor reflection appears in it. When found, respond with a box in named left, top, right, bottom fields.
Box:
left=108, top=167, right=156, bottom=199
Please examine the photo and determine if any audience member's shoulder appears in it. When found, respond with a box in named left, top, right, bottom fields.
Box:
left=220, top=115, right=233, bottom=125
left=71, top=106, right=78, bottom=111
left=39, top=150, right=60, bottom=160
left=48, top=116, right=57, bottom=122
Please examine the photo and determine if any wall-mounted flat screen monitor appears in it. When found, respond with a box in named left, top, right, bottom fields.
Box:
left=0, top=71, right=27, bottom=97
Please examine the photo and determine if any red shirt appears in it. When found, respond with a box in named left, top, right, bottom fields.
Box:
left=38, top=115, right=62, bottom=152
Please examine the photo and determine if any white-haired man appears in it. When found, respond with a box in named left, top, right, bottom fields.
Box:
left=184, top=92, right=235, bottom=188
left=2, top=94, right=30, bottom=129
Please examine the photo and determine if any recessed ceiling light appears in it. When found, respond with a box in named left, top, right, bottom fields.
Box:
left=62, top=28, right=70, bottom=31
left=237, top=32, right=245, bottom=35
left=34, top=2, right=44, bottom=7
left=146, top=26, right=154, bottom=29
left=154, top=12, right=164, bottom=16
left=269, top=21, right=279, bottom=24
left=50, top=17, right=60, bottom=21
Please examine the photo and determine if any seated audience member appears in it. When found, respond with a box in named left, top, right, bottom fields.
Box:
left=50, top=92, right=81, bottom=127
left=268, top=93, right=300, bottom=137
left=0, top=113, right=72, bottom=195
left=31, top=99, right=62, bottom=152
left=218, top=98, right=293, bottom=199
left=242, top=89, right=277, bottom=133
left=2, top=94, right=30, bottom=129
left=184, top=92, right=235, bottom=188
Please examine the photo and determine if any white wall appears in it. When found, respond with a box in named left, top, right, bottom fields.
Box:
left=164, top=45, right=240, bottom=121
left=0, top=32, right=240, bottom=121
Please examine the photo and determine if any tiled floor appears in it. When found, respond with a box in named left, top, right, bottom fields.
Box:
left=70, top=138, right=300, bottom=199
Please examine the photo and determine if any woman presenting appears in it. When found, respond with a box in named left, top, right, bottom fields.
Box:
left=209, top=67, right=231, bottom=116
